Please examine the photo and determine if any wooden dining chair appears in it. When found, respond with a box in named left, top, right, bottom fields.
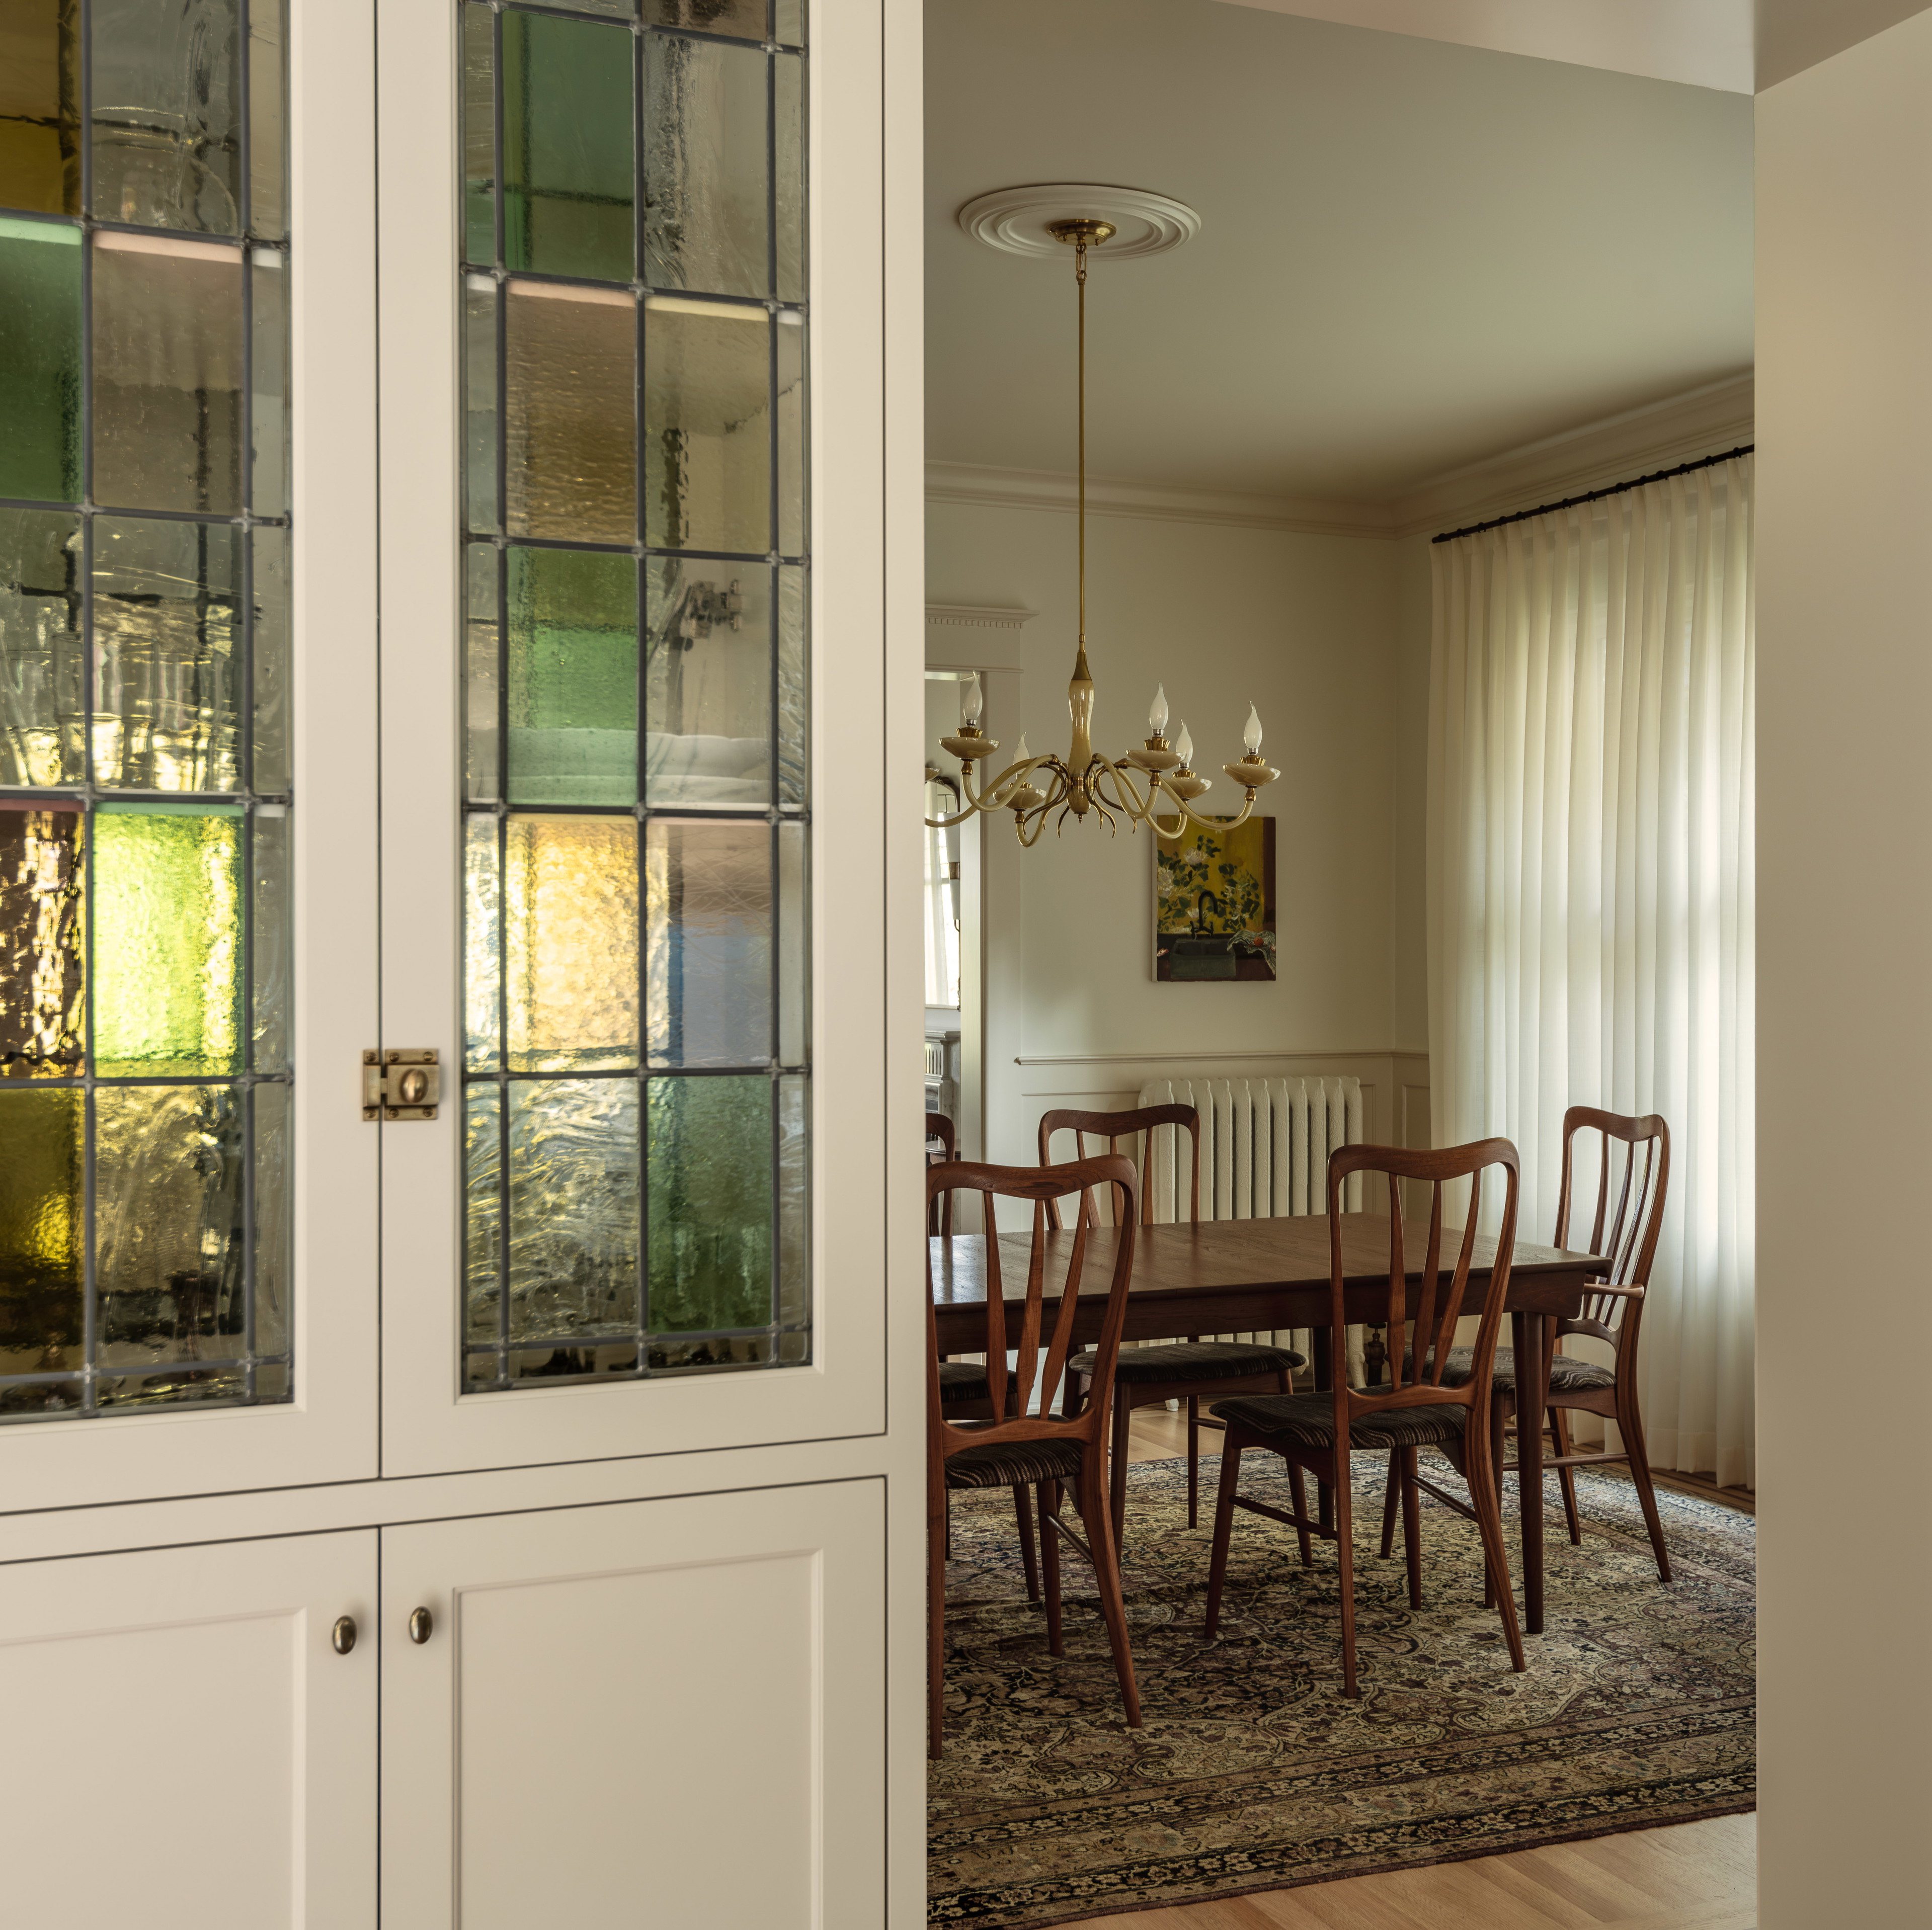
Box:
left=1203, top=1139, right=1525, bottom=1699
left=1046, top=1104, right=1304, bottom=1543
left=927, top=1153, right=1144, bottom=1757
left=926, top=1110, right=957, bottom=1235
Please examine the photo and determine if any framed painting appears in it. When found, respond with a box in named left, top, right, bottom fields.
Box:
left=1154, top=815, right=1276, bottom=981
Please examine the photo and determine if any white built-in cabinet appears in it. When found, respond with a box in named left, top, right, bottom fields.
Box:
left=0, top=0, right=924, bottom=1920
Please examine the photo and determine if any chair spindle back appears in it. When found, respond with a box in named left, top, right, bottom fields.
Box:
left=1551, top=1106, right=1670, bottom=1348
left=926, top=1111, right=958, bottom=1236
left=1037, top=1104, right=1200, bottom=1228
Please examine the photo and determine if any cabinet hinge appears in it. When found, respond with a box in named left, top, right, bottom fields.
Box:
left=363, top=1048, right=440, bottom=1121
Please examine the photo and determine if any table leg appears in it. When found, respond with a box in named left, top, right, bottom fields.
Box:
left=1514, top=1308, right=1549, bottom=1635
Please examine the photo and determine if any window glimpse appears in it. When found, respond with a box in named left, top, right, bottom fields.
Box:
left=459, top=0, right=810, bottom=1392
left=924, top=781, right=960, bottom=1010
left=0, top=0, right=294, bottom=1422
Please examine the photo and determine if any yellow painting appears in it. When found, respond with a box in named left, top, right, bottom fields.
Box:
left=1154, top=816, right=1276, bottom=982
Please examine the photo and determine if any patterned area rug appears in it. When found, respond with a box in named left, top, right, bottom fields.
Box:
left=929, top=1452, right=1754, bottom=1925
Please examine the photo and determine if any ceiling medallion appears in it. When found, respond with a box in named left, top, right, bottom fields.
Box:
left=955, top=182, right=1201, bottom=261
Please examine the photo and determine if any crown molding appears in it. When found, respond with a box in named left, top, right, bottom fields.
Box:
left=925, top=603, right=1039, bottom=631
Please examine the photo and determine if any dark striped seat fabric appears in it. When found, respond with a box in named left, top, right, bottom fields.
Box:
left=943, top=1437, right=1085, bottom=1490
left=937, top=1361, right=990, bottom=1401
left=1405, top=1346, right=1617, bottom=1395
left=1210, top=1391, right=1469, bottom=1451
left=1066, top=1340, right=1305, bottom=1383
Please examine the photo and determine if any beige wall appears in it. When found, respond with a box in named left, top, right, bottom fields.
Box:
left=1756, top=10, right=1932, bottom=1919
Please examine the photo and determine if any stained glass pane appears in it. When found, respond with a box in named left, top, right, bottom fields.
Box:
left=0, top=508, right=84, bottom=789
left=645, top=818, right=770, bottom=1067
left=92, top=233, right=245, bottom=514
left=0, top=1087, right=83, bottom=1393
left=462, top=3, right=496, bottom=265
left=0, top=0, right=80, bottom=216
left=253, top=1076, right=290, bottom=1354
left=252, top=804, right=288, bottom=1071
left=645, top=559, right=772, bottom=807
left=777, top=1069, right=805, bottom=1323
left=774, top=0, right=804, bottom=44
left=464, top=812, right=501, bottom=1071
left=251, top=247, right=289, bottom=515
left=0, top=219, right=82, bottom=503
left=775, top=53, right=802, bottom=301
left=643, top=34, right=767, bottom=299
left=462, top=278, right=501, bottom=536
left=92, top=803, right=243, bottom=1079
left=91, top=515, right=243, bottom=792
left=465, top=1082, right=501, bottom=1340
left=645, top=0, right=765, bottom=41
left=777, top=815, right=803, bottom=1065
left=506, top=813, right=637, bottom=1071
left=248, top=0, right=287, bottom=239
left=644, top=298, right=770, bottom=553
left=777, top=561, right=806, bottom=807
left=464, top=541, right=501, bottom=798
left=777, top=310, right=803, bottom=555
left=252, top=524, right=290, bottom=793
left=508, top=544, right=637, bottom=805
left=0, top=805, right=84, bottom=1079
left=647, top=1073, right=771, bottom=1336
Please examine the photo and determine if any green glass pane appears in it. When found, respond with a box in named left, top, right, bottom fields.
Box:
left=463, top=811, right=500, bottom=1071
left=505, top=279, right=636, bottom=542
left=464, top=541, right=500, bottom=798
left=95, top=1082, right=248, bottom=1408
left=252, top=804, right=288, bottom=1071
left=643, top=34, right=767, bottom=298
left=644, top=560, right=771, bottom=808
left=253, top=1075, right=289, bottom=1356
left=0, top=219, right=80, bottom=502
left=777, top=309, right=802, bottom=554
left=92, top=234, right=244, bottom=514
left=777, top=560, right=805, bottom=806
left=777, top=815, right=803, bottom=1065
left=508, top=1076, right=638, bottom=1342
left=647, top=1073, right=771, bottom=1333
left=0, top=805, right=83, bottom=1080
left=91, top=515, right=243, bottom=792
left=777, top=1070, right=805, bottom=1327
left=645, top=1, right=765, bottom=41
left=508, top=543, right=636, bottom=805
left=0, top=0, right=80, bottom=216
left=93, top=803, right=243, bottom=1078
left=247, top=0, right=287, bottom=239
left=0, top=1086, right=82, bottom=1390
left=774, top=53, right=801, bottom=300
left=463, top=277, right=501, bottom=535
left=505, top=812, right=636, bottom=1070
left=464, top=1082, right=501, bottom=1340
left=0, top=507, right=84, bottom=787
left=90, top=0, right=242, bottom=233
left=645, top=817, right=770, bottom=1067
left=504, top=9, right=633, bottom=284
left=462, top=4, right=497, bottom=264
left=251, top=247, right=289, bottom=515
left=251, top=524, right=290, bottom=793
left=644, top=298, right=770, bottom=553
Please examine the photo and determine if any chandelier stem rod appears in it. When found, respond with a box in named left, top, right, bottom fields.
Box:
left=1076, top=237, right=1087, bottom=651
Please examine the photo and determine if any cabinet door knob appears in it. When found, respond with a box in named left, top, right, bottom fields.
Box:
left=408, top=1606, right=434, bottom=1645
left=332, top=1615, right=358, bottom=1655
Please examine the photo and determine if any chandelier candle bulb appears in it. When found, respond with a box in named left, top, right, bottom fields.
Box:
left=1175, top=721, right=1193, bottom=766
left=1244, top=703, right=1263, bottom=754
left=963, top=674, right=984, bottom=727
left=1149, top=684, right=1169, bottom=735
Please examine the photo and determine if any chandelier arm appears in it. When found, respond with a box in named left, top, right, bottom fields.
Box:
left=1086, top=757, right=1157, bottom=824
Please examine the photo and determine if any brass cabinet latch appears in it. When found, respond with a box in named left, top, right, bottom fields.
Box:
left=363, top=1048, right=440, bottom=1121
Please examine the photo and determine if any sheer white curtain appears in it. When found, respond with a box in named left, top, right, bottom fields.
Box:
left=1427, top=454, right=1754, bottom=1488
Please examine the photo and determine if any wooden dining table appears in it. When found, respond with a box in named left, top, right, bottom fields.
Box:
left=930, top=1213, right=1607, bottom=1635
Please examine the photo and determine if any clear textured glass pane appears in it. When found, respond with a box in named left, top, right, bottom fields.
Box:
left=774, top=0, right=803, bottom=44
left=646, top=0, right=765, bottom=41
left=462, top=278, right=501, bottom=535
left=95, top=1082, right=247, bottom=1406
left=508, top=545, right=636, bottom=805
left=461, top=2, right=496, bottom=266
left=647, top=1073, right=771, bottom=1332
left=253, top=1074, right=289, bottom=1355
left=93, top=803, right=243, bottom=1078
left=774, top=54, right=801, bottom=300
left=250, top=247, right=289, bottom=515
left=505, top=279, right=636, bottom=543
left=777, top=309, right=803, bottom=555
left=645, top=818, right=770, bottom=1066
left=251, top=524, right=290, bottom=793
left=506, top=813, right=637, bottom=1070
left=0, top=0, right=80, bottom=216
left=503, top=9, right=633, bottom=285
left=464, top=541, right=500, bottom=798
left=90, top=0, right=242, bottom=234
left=0, top=219, right=81, bottom=502
left=91, top=515, right=242, bottom=792
left=643, top=34, right=767, bottom=299
left=508, top=1076, right=638, bottom=1341
left=464, top=812, right=500, bottom=1071
left=0, top=508, right=83, bottom=787
left=0, top=805, right=84, bottom=1079
left=777, top=560, right=805, bottom=806
left=92, top=233, right=244, bottom=514
left=464, top=1081, right=501, bottom=1339
left=777, top=815, right=803, bottom=1065
left=247, top=0, right=287, bottom=239
left=0, top=1086, right=83, bottom=1385
left=554, top=0, right=636, bottom=16
left=645, top=559, right=771, bottom=807
left=777, top=1070, right=805, bottom=1326
left=251, top=805, right=288, bottom=1071
left=644, top=299, right=770, bottom=553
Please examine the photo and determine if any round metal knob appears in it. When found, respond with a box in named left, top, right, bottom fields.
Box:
left=397, top=1068, right=429, bottom=1105
left=332, top=1615, right=357, bottom=1656
left=408, top=1606, right=434, bottom=1645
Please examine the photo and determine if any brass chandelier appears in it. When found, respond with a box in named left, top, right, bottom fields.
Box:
left=926, top=216, right=1277, bottom=847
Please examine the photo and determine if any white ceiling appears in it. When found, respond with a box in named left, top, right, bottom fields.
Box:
left=925, top=0, right=1755, bottom=503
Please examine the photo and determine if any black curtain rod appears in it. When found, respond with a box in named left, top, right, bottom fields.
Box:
left=1430, top=443, right=1754, bottom=545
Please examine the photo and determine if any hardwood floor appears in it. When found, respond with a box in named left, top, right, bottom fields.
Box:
left=1066, top=1411, right=1758, bottom=1930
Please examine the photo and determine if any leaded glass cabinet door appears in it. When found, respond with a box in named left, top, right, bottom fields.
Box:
left=378, top=0, right=898, bottom=1474
left=0, top=0, right=380, bottom=1508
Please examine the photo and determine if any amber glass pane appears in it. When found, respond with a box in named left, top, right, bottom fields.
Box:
left=93, top=803, right=243, bottom=1078
left=508, top=544, right=636, bottom=805
left=643, top=299, right=770, bottom=553
left=645, top=0, right=765, bottom=40
left=643, top=559, right=770, bottom=806
left=90, top=0, right=242, bottom=233
left=0, top=508, right=83, bottom=788
left=91, top=515, right=243, bottom=792
left=0, top=219, right=81, bottom=502
left=504, top=8, right=633, bottom=284
left=0, top=1086, right=83, bottom=1391
left=92, top=234, right=244, bottom=514
left=645, top=818, right=770, bottom=1067
left=0, top=805, right=83, bottom=1079
left=647, top=1073, right=771, bottom=1335
left=643, top=34, right=766, bottom=298
left=505, top=812, right=637, bottom=1071
left=504, top=280, right=636, bottom=542
left=0, top=0, right=80, bottom=216
left=95, top=1082, right=248, bottom=1407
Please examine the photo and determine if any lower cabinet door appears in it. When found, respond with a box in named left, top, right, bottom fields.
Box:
left=381, top=1479, right=887, bottom=1929
left=0, top=1530, right=378, bottom=1928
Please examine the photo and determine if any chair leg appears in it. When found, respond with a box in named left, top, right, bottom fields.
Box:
left=1288, top=1462, right=1313, bottom=1567
left=1109, top=1385, right=1133, bottom=1552
left=1203, top=1436, right=1244, bottom=1636
left=1039, top=1479, right=1065, bottom=1656
left=1378, top=1448, right=1401, bottom=1559
left=1399, top=1446, right=1423, bottom=1610
left=929, top=1471, right=950, bottom=1760
left=1012, top=1484, right=1041, bottom=1601
left=1466, top=1406, right=1526, bottom=1673
left=1334, top=1445, right=1359, bottom=1698
left=1618, top=1395, right=1674, bottom=1584
left=1318, top=1477, right=1334, bottom=1535
left=1550, top=1406, right=1583, bottom=1546
left=1078, top=1448, right=1144, bottom=1729
left=1186, top=1396, right=1200, bottom=1528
